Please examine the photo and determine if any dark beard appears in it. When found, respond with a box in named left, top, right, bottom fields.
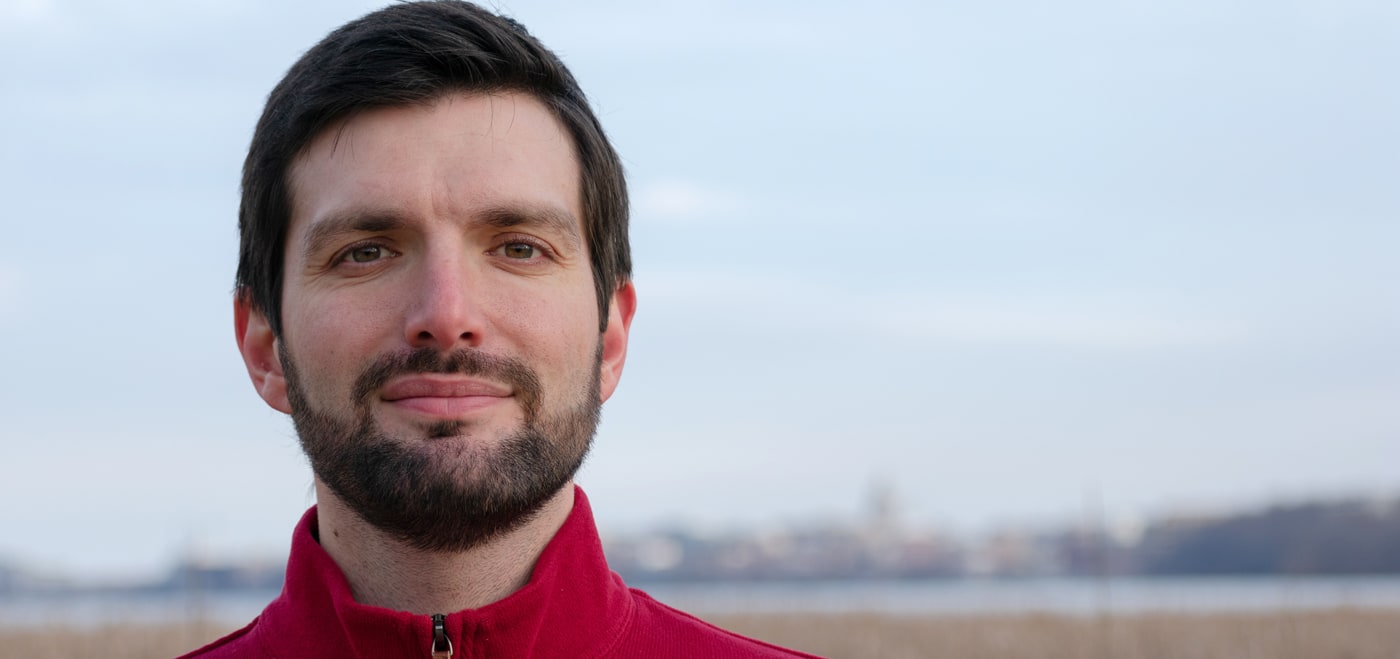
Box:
left=281, top=344, right=601, bottom=553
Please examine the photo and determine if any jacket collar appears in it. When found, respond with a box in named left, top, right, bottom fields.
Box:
left=253, top=486, right=635, bottom=658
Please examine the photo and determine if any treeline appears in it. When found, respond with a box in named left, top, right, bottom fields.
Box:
left=606, top=495, right=1400, bottom=582
left=3, top=495, right=1398, bottom=593
left=1133, top=498, right=1400, bottom=575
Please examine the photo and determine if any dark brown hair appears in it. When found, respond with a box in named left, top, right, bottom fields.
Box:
left=236, top=0, right=629, bottom=334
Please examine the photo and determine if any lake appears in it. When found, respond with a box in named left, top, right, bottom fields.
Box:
left=4, top=576, right=1400, bottom=628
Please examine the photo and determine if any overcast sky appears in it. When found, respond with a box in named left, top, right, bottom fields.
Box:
left=1, top=0, right=1396, bottom=579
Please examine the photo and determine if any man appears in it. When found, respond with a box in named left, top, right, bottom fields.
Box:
left=178, top=2, right=817, bottom=658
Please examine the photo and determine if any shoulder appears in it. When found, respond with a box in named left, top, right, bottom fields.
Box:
left=608, top=588, right=824, bottom=659
left=173, top=617, right=266, bottom=659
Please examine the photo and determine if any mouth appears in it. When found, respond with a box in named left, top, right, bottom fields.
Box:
left=379, top=375, right=512, bottom=419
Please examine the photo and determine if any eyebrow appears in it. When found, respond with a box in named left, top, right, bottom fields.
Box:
left=478, top=205, right=584, bottom=251
left=300, top=210, right=405, bottom=262
left=298, top=204, right=584, bottom=261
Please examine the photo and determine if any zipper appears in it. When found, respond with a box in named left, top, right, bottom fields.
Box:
left=430, top=613, right=453, bottom=658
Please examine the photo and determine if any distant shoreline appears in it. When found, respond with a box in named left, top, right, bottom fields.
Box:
left=5, top=575, right=1400, bottom=630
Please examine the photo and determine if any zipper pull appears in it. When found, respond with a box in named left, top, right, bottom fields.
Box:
left=430, top=613, right=453, bottom=659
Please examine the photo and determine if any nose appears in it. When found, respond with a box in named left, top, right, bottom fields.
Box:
left=403, top=249, right=486, bottom=351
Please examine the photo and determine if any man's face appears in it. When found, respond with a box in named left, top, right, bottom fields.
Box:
left=235, top=92, right=634, bottom=551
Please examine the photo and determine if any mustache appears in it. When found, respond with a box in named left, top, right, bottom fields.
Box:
left=352, top=348, right=542, bottom=422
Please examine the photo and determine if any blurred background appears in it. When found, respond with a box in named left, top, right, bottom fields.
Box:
left=1, top=0, right=1397, bottom=648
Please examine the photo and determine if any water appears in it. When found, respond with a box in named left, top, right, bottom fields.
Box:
left=3, top=577, right=1400, bottom=628
left=643, top=576, right=1400, bottom=616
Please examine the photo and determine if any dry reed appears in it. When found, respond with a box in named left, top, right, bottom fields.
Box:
left=705, top=609, right=1400, bottom=659
left=2, top=609, right=1398, bottom=658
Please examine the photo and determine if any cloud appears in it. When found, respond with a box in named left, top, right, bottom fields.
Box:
left=0, top=0, right=56, bottom=26
left=632, top=179, right=748, bottom=225
left=0, top=266, right=22, bottom=321
left=638, top=270, right=802, bottom=301
left=870, top=297, right=1248, bottom=349
left=642, top=270, right=1248, bottom=350
left=524, top=3, right=827, bottom=55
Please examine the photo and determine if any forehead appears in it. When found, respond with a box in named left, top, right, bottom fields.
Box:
left=286, top=91, right=582, bottom=247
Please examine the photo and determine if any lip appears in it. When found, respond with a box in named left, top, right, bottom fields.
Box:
left=380, top=375, right=512, bottom=418
left=381, top=375, right=512, bottom=401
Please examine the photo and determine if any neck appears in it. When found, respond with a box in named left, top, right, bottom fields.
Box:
left=313, top=482, right=575, bottom=615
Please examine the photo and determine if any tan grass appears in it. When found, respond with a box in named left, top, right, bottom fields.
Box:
left=0, top=620, right=230, bottom=659
left=704, top=609, right=1400, bottom=659
left=2, top=609, right=1399, bottom=658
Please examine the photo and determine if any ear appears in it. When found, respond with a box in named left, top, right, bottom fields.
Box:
left=598, top=280, right=636, bottom=404
left=235, top=293, right=292, bottom=414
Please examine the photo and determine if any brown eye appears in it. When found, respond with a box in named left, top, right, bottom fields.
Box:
left=503, top=243, right=536, bottom=259
left=349, top=245, right=384, bottom=263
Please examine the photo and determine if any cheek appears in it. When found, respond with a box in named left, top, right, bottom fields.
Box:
left=282, top=301, right=387, bottom=405
left=490, top=285, right=601, bottom=382
left=490, top=278, right=595, bottom=340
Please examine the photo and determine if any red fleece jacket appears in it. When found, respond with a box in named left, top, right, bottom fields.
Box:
left=177, top=488, right=821, bottom=658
